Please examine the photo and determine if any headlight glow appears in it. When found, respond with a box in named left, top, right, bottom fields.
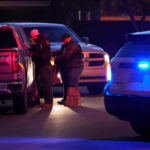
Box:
left=106, top=63, right=111, bottom=81
left=104, top=54, right=110, bottom=63
left=57, top=72, right=62, bottom=83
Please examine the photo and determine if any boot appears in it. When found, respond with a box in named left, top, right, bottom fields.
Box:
left=66, top=87, right=81, bottom=107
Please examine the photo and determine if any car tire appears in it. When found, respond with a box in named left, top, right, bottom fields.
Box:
left=104, top=94, right=115, bottom=114
left=104, top=94, right=127, bottom=118
left=87, top=84, right=105, bottom=95
left=130, top=121, right=150, bottom=137
left=13, top=87, right=27, bottom=114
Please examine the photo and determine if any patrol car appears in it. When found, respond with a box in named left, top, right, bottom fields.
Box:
left=104, top=31, right=150, bottom=136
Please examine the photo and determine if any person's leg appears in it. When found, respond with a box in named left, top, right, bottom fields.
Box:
left=35, top=66, right=40, bottom=91
left=57, top=70, right=69, bottom=104
left=57, top=68, right=83, bottom=105
left=68, top=68, right=83, bottom=87
left=65, top=68, right=83, bottom=106
left=39, top=65, right=53, bottom=105
left=31, top=66, right=41, bottom=105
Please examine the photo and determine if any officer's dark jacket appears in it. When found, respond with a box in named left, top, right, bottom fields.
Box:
left=54, top=40, right=83, bottom=70
left=29, top=35, right=51, bottom=66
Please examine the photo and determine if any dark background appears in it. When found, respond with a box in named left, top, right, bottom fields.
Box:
left=71, top=21, right=150, bottom=58
left=1, top=3, right=150, bottom=58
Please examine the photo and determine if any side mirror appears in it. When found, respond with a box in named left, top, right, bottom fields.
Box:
left=81, top=37, right=89, bottom=44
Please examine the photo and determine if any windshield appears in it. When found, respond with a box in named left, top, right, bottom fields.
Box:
left=23, top=26, right=81, bottom=43
left=115, top=40, right=150, bottom=58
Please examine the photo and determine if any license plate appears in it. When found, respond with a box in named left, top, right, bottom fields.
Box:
left=130, top=73, right=144, bottom=82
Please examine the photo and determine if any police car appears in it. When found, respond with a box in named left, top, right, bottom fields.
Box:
left=104, top=31, right=150, bottom=136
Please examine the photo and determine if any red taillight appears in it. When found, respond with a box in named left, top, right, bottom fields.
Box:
left=12, top=51, right=19, bottom=73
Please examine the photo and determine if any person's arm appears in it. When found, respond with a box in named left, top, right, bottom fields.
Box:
left=64, top=42, right=80, bottom=58
left=28, top=39, right=36, bottom=52
left=52, top=44, right=65, bottom=57
left=51, top=51, right=62, bottom=56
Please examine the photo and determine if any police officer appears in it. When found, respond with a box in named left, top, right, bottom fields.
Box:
left=54, top=33, right=83, bottom=105
left=29, top=29, right=53, bottom=108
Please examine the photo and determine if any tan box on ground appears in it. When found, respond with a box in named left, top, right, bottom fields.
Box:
left=66, top=87, right=81, bottom=106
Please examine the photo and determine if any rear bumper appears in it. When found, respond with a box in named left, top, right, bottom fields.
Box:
left=104, top=93, right=150, bottom=121
left=0, top=81, right=23, bottom=97
left=105, top=81, right=150, bottom=97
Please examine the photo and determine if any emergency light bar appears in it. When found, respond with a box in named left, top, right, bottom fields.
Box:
left=138, top=61, right=149, bottom=69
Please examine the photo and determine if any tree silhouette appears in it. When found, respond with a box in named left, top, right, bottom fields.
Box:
left=123, top=0, right=150, bottom=31
left=48, top=0, right=150, bottom=30
left=48, top=0, right=100, bottom=25
left=101, top=0, right=150, bottom=31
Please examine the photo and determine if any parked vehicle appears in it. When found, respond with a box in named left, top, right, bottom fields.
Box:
left=0, top=24, right=38, bottom=114
left=3, top=22, right=110, bottom=95
left=104, top=31, right=150, bottom=136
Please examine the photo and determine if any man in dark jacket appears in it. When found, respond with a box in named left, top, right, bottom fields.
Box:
left=29, top=29, right=53, bottom=108
left=54, top=33, right=83, bottom=105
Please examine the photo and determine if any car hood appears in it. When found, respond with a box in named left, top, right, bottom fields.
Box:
left=50, top=42, right=104, bottom=52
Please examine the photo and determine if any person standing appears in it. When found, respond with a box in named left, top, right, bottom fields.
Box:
left=53, top=33, right=83, bottom=105
left=29, top=29, right=53, bottom=108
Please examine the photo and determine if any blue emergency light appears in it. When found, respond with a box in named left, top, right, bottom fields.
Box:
left=138, top=61, right=149, bottom=70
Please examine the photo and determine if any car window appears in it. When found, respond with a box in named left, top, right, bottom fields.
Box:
left=115, top=40, right=150, bottom=58
left=23, top=26, right=81, bottom=43
left=0, top=30, right=17, bottom=48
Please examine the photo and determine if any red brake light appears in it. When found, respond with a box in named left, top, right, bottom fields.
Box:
left=12, top=51, right=19, bottom=73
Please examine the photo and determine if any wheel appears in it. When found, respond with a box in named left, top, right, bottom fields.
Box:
left=87, top=84, right=105, bottom=95
left=104, top=94, right=129, bottom=119
left=13, top=87, right=27, bottom=114
left=130, top=121, right=150, bottom=137
left=104, top=93, right=115, bottom=114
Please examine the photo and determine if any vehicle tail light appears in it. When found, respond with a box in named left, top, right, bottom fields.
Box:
left=12, top=51, right=19, bottom=73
